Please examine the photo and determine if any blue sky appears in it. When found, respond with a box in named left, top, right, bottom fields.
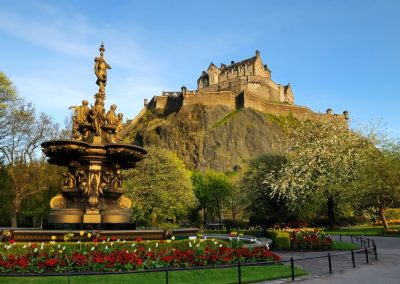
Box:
left=1, top=0, right=399, bottom=137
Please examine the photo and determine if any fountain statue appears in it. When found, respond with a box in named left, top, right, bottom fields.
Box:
left=42, top=43, right=147, bottom=228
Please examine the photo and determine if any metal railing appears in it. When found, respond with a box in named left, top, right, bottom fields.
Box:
left=0, top=235, right=378, bottom=284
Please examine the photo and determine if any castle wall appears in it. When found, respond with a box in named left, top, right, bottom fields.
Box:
left=147, top=90, right=345, bottom=123
left=154, top=96, right=168, bottom=109
left=184, top=91, right=236, bottom=109
left=242, top=91, right=330, bottom=121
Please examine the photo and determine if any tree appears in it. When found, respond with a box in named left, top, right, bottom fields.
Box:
left=0, top=72, right=61, bottom=227
left=7, top=161, right=62, bottom=227
left=192, top=170, right=232, bottom=226
left=0, top=165, right=12, bottom=226
left=0, top=71, right=18, bottom=149
left=354, top=143, right=400, bottom=229
left=265, top=119, right=368, bottom=228
left=123, top=146, right=197, bottom=226
left=225, top=170, right=247, bottom=224
left=241, top=154, right=303, bottom=226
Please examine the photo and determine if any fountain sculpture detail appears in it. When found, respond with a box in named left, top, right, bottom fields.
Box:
left=42, top=43, right=147, bottom=228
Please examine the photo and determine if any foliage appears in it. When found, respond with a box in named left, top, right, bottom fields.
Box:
left=6, top=162, right=62, bottom=227
left=224, top=170, right=247, bottom=224
left=265, top=230, right=291, bottom=249
left=123, top=146, right=197, bottom=226
left=212, top=109, right=240, bottom=128
left=192, top=170, right=233, bottom=226
left=0, top=238, right=280, bottom=273
left=276, top=232, right=291, bottom=250
left=352, top=142, right=400, bottom=229
left=382, top=208, right=400, bottom=220
left=0, top=166, right=12, bottom=226
left=0, top=71, right=18, bottom=146
left=0, top=72, right=61, bottom=227
left=268, top=228, right=332, bottom=250
left=241, top=155, right=301, bottom=227
left=264, top=119, right=368, bottom=227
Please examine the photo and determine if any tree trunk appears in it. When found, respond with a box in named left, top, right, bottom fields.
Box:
left=11, top=210, right=18, bottom=227
left=150, top=212, right=157, bottom=227
left=203, top=207, right=207, bottom=227
left=327, top=197, right=336, bottom=229
left=379, top=208, right=389, bottom=230
left=217, top=203, right=222, bottom=226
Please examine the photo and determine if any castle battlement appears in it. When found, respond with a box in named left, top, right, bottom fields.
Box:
left=197, top=50, right=294, bottom=105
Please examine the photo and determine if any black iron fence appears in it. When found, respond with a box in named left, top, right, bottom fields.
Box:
left=0, top=235, right=378, bottom=284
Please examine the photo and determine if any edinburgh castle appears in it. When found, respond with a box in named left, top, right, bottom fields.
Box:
left=144, top=51, right=348, bottom=122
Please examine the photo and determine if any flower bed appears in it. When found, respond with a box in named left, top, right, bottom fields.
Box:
left=0, top=236, right=280, bottom=273
left=267, top=228, right=333, bottom=250
left=289, top=229, right=332, bottom=250
left=372, top=219, right=400, bottom=226
left=383, top=229, right=400, bottom=235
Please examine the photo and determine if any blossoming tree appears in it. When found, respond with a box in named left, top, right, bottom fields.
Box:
left=265, top=119, right=367, bottom=228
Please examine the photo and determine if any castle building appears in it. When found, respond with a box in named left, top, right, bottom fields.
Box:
left=141, top=51, right=348, bottom=123
left=197, top=50, right=294, bottom=105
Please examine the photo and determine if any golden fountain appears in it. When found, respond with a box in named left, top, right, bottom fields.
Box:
left=41, top=43, right=147, bottom=228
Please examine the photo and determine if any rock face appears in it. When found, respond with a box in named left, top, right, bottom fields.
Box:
left=125, top=104, right=287, bottom=171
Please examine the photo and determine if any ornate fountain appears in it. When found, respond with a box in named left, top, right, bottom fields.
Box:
left=42, top=43, right=147, bottom=228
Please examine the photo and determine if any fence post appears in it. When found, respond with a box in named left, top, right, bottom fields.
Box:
left=373, top=241, right=378, bottom=261
left=237, top=261, right=242, bottom=284
left=328, top=253, right=332, bottom=274
left=351, top=249, right=355, bottom=268
left=166, top=269, right=169, bottom=284
left=365, top=247, right=369, bottom=264
left=291, top=257, right=295, bottom=281
left=339, top=234, right=342, bottom=243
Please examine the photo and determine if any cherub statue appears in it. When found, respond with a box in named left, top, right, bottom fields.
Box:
left=90, top=100, right=106, bottom=136
left=69, top=100, right=90, bottom=124
left=115, top=113, right=124, bottom=141
left=62, top=172, right=76, bottom=191
left=106, top=104, right=119, bottom=126
left=110, top=168, right=124, bottom=193
left=69, top=100, right=90, bottom=139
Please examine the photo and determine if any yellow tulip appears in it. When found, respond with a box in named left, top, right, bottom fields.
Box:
left=51, top=236, right=57, bottom=241
left=87, top=233, right=92, bottom=238
left=79, top=231, right=85, bottom=236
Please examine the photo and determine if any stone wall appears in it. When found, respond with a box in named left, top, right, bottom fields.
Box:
left=242, top=91, right=346, bottom=122
left=184, top=91, right=236, bottom=109
left=148, top=89, right=345, bottom=123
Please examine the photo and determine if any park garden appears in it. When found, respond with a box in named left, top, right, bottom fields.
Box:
left=0, top=62, right=399, bottom=283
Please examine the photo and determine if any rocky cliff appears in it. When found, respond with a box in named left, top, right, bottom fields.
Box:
left=124, top=104, right=289, bottom=171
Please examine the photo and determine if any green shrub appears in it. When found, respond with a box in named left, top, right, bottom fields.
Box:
left=385, top=208, right=400, bottom=220
left=265, top=230, right=278, bottom=243
left=275, top=231, right=291, bottom=249
left=266, top=230, right=290, bottom=249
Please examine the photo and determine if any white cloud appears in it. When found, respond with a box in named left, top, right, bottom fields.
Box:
left=0, top=4, right=155, bottom=71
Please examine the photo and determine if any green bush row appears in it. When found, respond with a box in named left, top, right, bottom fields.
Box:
left=266, top=230, right=291, bottom=249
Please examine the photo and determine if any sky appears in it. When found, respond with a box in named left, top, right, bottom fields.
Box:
left=1, top=0, right=399, bottom=137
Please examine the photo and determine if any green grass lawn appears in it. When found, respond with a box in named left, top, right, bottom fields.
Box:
left=325, top=225, right=400, bottom=236
left=0, top=265, right=308, bottom=284
left=332, top=240, right=361, bottom=250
